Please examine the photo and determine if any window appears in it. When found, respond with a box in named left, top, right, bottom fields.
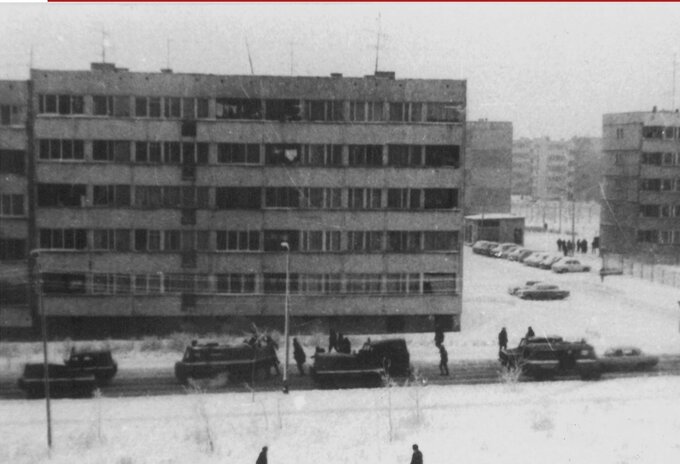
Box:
left=42, top=273, right=86, bottom=294
left=0, top=104, right=21, bottom=125
left=163, top=142, right=181, bottom=164
left=134, top=186, right=162, bottom=208
left=38, top=140, right=84, bottom=161
left=347, top=231, right=383, bottom=252
left=178, top=230, right=211, bottom=251
left=662, top=152, right=677, bottom=166
left=216, top=230, right=260, bottom=251
left=164, top=230, right=181, bottom=251
left=264, top=273, right=298, bottom=294
left=346, top=274, right=382, bottom=294
left=264, top=144, right=303, bottom=165
left=39, top=229, right=87, bottom=250
left=640, top=179, right=661, bottom=191
left=389, top=102, right=406, bottom=122
left=215, top=98, right=261, bottom=119
left=162, top=187, right=180, bottom=208
left=387, top=188, right=421, bottom=209
left=660, top=230, right=673, bottom=244
left=93, top=96, right=113, bottom=116
left=387, top=231, right=421, bottom=252
left=264, top=99, right=302, bottom=121
left=424, top=145, right=460, bottom=167
left=301, top=188, right=342, bottom=209
left=301, top=144, right=343, bottom=166
left=423, top=189, right=458, bottom=209
left=301, top=231, right=341, bottom=252
left=660, top=205, right=671, bottom=218
left=164, top=97, right=181, bottom=118
left=216, top=274, right=256, bottom=294
left=665, top=127, right=676, bottom=139
left=409, top=102, right=423, bottom=122
left=135, top=142, right=162, bottom=163
left=215, top=187, right=261, bottom=209
left=0, top=238, right=25, bottom=260
left=263, top=230, right=299, bottom=251
left=92, top=229, right=131, bottom=251
left=348, top=145, right=382, bottom=166
left=348, top=188, right=382, bottom=209
left=133, top=274, right=162, bottom=294
left=0, top=194, right=24, bottom=216
left=112, top=96, right=130, bottom=117
left=134, top=229, right=162, bottom=251
left=134, top=97, right=162, bottom=118
left=265, top=187, right=300, bottom=208
left=93, top=185, right=131, bottom=207
left=641, top=152, right=663, bottom=165
left=426, top=102, right=462, bottom=122
left=37, top=184, right=86, bottom=207
left=217, top=143, right=260, bottom=164
left=38, top=94, right=84, bottom=115
left=615, top=127, right=624, bottom=139
left=0, top=149, right=25, bottom=174
left=366, top=101, right=385, bottom=121
left=639, top=204, right=660, bottom=218
left=388, top=145, right=421, bottom=166
left=349, top=101, right=366, bottom=121
left=423, top=231, right=458, bottom=251
left=385, top=273, right=420, bottom=294
left=642, top=126, right=664, bottom=139
left=661, top=179, right=673, bottom=191
left=92, top=140, right=131, bottom=162
left=423, top=273, right=456, bottom=294
left=306, top=100, right=344, bottom=121
left=636, top=230, right=659, bottom=243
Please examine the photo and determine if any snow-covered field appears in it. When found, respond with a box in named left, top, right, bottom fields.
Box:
left=2, top=230, right=680, bottom=464
left=2, top=377, right=680, bottom=464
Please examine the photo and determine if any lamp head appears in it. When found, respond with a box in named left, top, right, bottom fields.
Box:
left=281, top=241, right=290, bottom=250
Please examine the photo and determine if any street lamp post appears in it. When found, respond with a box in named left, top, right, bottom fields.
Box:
left=31, top=250, right=52, bottom=448
left=281, top=241, right=290, bottom=394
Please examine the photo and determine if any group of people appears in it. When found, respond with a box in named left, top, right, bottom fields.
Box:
left=328, top=329, right=352, bottom=354
left=556, top=237, right=599, bottom=256
left=256, top=444, right=424, bottom=464
left=498, top=326, right=535, bottom=352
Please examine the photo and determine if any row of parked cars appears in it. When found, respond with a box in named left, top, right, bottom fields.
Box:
left=472, top=240, right=592, bottom=273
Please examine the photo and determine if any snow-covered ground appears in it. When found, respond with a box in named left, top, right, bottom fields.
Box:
left=2, top=377, right=680, bottom=464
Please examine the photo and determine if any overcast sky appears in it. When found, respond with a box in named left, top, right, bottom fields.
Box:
left=1, top=3, right=679, bottom=140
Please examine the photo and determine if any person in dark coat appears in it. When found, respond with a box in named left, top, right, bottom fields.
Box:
left=340, top=335, right=351, bottom=354
left=557, top=239, right=563, bottom=252
left=293, top=337, right=306, bottom=375
left=582, top=239, right=588, bottom=254
left=256, top=446, right=268, bottom=464
left=434, top=326, right=444, bottom=347
left=438, top=344, right=449, bottom=376
left=498, top=327, right=508, bottom=351
left=410, top=444, right=423, bottom=464
left=328, top=329, right=337, bottom=353
left=526, top=326, right=535, bottom=339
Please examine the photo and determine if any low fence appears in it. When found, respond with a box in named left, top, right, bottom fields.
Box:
left=620, top=259, right=680, bottom=289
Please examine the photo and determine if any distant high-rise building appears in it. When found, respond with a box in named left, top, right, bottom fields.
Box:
left=511, top=138, right=536, bottom=197
left=600, top=111, right=680, bottom=260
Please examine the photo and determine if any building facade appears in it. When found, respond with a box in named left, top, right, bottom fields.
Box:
left=22, top=64, right=467, bottom=336
left=600, top=111, right=680, bottom=261
left=0, top=80, right=31, bottom=331
left=465, top=120, right=513, bottom=215
left=511, top=138, right=536, bottom=197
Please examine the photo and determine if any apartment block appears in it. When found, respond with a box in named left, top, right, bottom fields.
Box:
left=465, top=120, right=513, bottom=215
left=23, top=64, right=467, bottom=336
left=601, top=111, right=680, bottom=260
left=511, top=138, right=536, bottom=197
left=0, top=80, right=31, bottom=330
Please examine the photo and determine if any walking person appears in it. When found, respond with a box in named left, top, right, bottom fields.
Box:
left=438, top=344, right=449, bottom=376
left=410, top=444, right=423, bottom=464
left=293, top=338, right=306, bottom=376
left=256, top=446, right=268, bottom=464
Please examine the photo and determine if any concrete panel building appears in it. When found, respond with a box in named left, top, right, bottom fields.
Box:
left=465, top=120, right=513, bottom=215
left=26, top=64, right=467, bottom=336
left=0, top=80, right=31, bottom=331
left=511, top=138, right=536, bottom=197
left=600, top=111, right=680, bottom=261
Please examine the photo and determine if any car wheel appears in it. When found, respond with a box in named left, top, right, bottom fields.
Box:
left=584, top=267, right=591, bottom=272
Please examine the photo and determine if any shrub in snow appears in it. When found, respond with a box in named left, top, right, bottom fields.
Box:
left=183, top=384, right=216, bottom=454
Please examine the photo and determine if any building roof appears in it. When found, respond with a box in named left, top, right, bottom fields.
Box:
left=603, top=111, right=680, bottom=126
left=464, top=213, right=524, bottom=220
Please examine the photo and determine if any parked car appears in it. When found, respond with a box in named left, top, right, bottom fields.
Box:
left=514, top=283, right=570, bottom=300
left=508, top=248, right=534, bottom=262
left=18, top=363, right=97, bottom=399
left=500, top=336, right=601, bottom=380
left=472, top=241, right=499, bottom=256
left=538, top=254, right=564, bottom=270
left=64, top=349, right=118, bottom=385
left=551, top=258, right=592, bottom=273
left=600, top=346, right=659, bottom=372
left=497, top=245, right=521, bottom=259
left=310, top=338, right=410, bottom=388
left=174, top=340, right=280, bottom=385
left=490, top=243, right=519, bottom=258
left=508, top=280, right=544, bottom=295
left=524, top=252, right=550, bottom=267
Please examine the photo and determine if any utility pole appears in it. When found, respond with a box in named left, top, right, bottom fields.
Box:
left=374, top=13, right=382, bottom=73
left=31, top=250, right=52, bottom=449
left=281, top=242, right=290, bottom=394
left=673, top=53, right=677, bottom=110
left=570, top=192, right=576, bottom=257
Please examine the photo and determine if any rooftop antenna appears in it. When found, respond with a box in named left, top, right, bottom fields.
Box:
left=673, top=53, right=677, bottom=110
left=166, top=39, right=171, bottom=70
left=245, top=36, right=255, bottom=75
left=374, top=13, right=382, bottom=73
left=101, top=29, right=108, bottom=63
left=290, top=39, right=294, bottom=76
left=29, top=44, right=34, bottom=70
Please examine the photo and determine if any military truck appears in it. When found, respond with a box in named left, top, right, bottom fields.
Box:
left=174, top=340, right=280, bottom=385
left=500, top=336, right=602, bottom=380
